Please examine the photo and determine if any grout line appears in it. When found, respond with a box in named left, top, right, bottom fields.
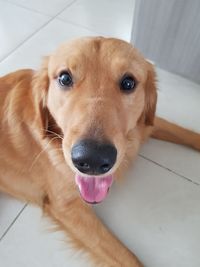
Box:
left=4, top=0, right=77, bottom=18
left=0, top=203, right=28, bottom=242
left=0, top=0, right=77, bottom=64
left=4, top=0, right=53, bottom=17
left=0, top=19, right=51, bottom=64
left=54, top=0, right=78, bottom=17
left=139, top=154, right=200, bottom=186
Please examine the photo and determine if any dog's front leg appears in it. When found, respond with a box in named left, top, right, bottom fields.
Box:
left=45, top=194, right=142, bottom=267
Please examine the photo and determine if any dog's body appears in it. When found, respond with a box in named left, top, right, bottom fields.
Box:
left=0, top=37, right=199, bottom=266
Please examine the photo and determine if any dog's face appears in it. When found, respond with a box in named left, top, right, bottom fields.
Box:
left=36, top=37, right=157, bottom=204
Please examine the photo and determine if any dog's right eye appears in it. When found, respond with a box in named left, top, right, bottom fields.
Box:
left=58, top=72, right=73, bottom=87
left=120, top=75, right=137, bottom=93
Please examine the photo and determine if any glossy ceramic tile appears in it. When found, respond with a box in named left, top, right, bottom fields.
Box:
left=58, top=0, right=135, bottom=41
left=0, top=192, right=25, bottom=239
left=140, top=138, right=200, bottom=185
left=0, top=205, right=91, bottom=267
left=6, top=0, right=76, bottom=16
left=0, top=1, right=49, bottom=61
left=156, top=68, right=200, bottom=132
left=0, top=19, right=98, bottom=75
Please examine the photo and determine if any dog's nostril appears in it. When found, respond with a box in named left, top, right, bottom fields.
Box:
left=100, top=163, right=111, bottom=173
left=77, top=162, right=90, bottom=170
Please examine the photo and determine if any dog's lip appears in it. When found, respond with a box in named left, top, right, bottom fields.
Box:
left=75, top=173, right=113, bottom=204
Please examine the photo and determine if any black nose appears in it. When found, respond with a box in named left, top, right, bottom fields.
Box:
left=71, top=139, right=117, bottom=175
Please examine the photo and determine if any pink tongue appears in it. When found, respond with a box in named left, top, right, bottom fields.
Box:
left=75, top=174, right=113, bottom=203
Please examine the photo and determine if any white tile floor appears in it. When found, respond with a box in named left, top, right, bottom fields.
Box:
left=0, top=0, right=200, bottom=266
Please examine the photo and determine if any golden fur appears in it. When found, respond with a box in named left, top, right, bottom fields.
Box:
left=0, top=37, right=199, bottom=266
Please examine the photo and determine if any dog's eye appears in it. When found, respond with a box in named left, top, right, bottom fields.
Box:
left=58, top=72, right=73, bottom=87
left=120, top=76, right=136, bottom=93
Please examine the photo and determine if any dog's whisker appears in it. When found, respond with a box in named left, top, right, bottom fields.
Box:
left=29, top=136, right=62, bottom=171
left=37, top=127, right=64, bottom=140
left=45, top=129, right=64, bottom=140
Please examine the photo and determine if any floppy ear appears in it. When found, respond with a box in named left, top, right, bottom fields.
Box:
left=32, top=56, right=50, bottom=137
left=32, top=57, right=62, bottom=139
left=142, top=62, right=157, bottom=126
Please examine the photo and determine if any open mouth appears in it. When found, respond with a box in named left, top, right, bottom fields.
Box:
left=75, top=174, right=113, bottom=204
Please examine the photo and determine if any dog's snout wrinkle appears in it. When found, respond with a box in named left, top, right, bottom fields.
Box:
left=71, top=139, right=117, bottom=175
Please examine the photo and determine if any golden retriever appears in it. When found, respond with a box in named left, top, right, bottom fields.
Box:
left=0, top=37, right=199, bottom=267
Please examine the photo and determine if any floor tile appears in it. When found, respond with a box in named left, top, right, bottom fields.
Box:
left=140, top=138, right=200, bottom=185
left=6, top=0, right=76, bottom=16
left=0, top=192, right=25, bottom=239
left=58, top=0, right=135, bottom=41
left=0, top=19, right=99, bottom=76
left=156, top=68, right=200, bottom=132
left=0, top=158, right=200, bottom=267
left=0, top=1, right=50, bottom=62
left=0, top=204, right=91, bottom=267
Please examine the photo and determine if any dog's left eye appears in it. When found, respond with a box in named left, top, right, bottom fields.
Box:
left=58, top=72, right=73, bottom=87
left=120, top=76, right=136, bottom=93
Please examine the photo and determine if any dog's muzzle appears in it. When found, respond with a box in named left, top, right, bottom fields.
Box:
left=71, top=139, right=117, bottom=203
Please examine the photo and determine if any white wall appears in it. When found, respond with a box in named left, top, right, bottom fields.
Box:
left=131, top=0, right=200, bottom=84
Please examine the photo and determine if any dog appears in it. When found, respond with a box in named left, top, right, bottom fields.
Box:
left=0, top=37, right=199, bottom=267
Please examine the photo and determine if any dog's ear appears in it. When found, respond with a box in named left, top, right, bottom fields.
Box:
left=32, top=56, right=50, bottom=137
left=142, top=62, right=157, bottom=126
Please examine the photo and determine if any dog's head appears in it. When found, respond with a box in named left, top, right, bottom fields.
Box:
left=33, top=37, right=157, bottom=204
